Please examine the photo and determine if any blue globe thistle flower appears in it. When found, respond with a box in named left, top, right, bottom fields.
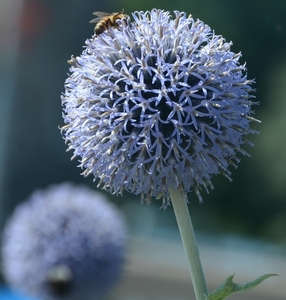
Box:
left=61, top=9, right=260, bottom=205
left=1, top=183, right=127, bottom=300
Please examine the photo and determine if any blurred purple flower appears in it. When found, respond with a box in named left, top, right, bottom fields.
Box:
left=1, top=183, right=127, bottom=300
left=61, top=9, right=260, bottom=205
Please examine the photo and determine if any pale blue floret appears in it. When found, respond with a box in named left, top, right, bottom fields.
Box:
left=61, top=9, right=259, bottom=205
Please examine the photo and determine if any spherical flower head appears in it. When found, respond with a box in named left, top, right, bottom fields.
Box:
left=61, top=9, right=259, bottom=205
left=1, top=183, right=127, bottom=300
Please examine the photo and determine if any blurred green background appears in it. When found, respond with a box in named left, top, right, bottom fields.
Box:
left=0, top=0, right=286, bottom=286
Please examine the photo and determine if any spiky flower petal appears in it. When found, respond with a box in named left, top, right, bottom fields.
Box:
left=1, top=183, right=127, bottom=300
left=61, top=9, right=259, bottom=204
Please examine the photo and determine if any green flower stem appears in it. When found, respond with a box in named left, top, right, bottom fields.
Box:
left=169, top=186, right=208, bottom=300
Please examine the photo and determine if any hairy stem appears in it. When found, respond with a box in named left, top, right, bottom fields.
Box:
left=169, top=186, right=208, bottom=300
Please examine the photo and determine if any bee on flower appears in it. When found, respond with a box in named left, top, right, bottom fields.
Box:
left=90, top=10, right=127, bottom=36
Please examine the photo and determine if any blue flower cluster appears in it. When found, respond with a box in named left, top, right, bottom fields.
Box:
left=61, top=9, right=259, bottom=204
left=1, top=183, right=127, bottom=300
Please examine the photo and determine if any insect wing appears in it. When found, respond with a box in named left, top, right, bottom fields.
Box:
left=90, top=17, right=103, bottom=24
left=92, top=11, right=111, bottom=17
left=90, top=12, right=110, bottom=24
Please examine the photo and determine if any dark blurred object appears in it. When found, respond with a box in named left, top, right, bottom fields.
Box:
left=18, top=0, right=51, bottom=53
